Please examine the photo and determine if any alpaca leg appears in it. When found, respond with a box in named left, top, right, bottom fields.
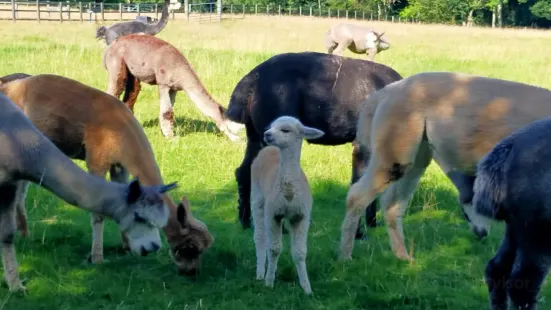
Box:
left=108, top=164, right=132, bottom=252
left=485, top=225, right=517, bottom=310
left=86, top=164, right=109, bottom=264
left=251, top=182, right=266, bottom=280
left=122, top=76, right=141, bottom=113
left=264, top=214, right=283, bottom=288
left=289, top=216, right=312, bottom=295
left=507, top=252, right=549, bottom=310
left=0, top=183, right=25, bottom=292
left=158, top=86, right=175, bottom=138
left=378, top=142, right=431, bottom=260
left=106, top=58, right=127, bottom=99
left=14, top=181, right=30, bottom=238
left=236, top=122, right=264, bottom=229
left=351, top=140, right=378, bottom=241
left=333, top=40, right=351, bottom=56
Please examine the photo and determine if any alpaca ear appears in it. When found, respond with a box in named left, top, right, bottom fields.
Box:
left=177, top=196, right=192, bottom=227
left=127, top=178, right=143, bottom=204
left=301, top=126, right=325, bottom=140
left=158, top=182, right=178, bottom=193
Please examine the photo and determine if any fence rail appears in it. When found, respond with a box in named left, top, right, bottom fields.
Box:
left=0, top=0, right=409, bottom=24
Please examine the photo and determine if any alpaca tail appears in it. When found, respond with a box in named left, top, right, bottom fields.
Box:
left=225, top=70, right=258, bottom=124
left=472, top=139, right=513, bottom=221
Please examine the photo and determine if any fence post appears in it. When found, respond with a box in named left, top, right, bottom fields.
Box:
left=328, top=8, right=330, bottom=18
left=184, top=0, right=189, bottom=20
left=345, top=10, right=348, bottom=18
left=100, top=2, right=104, bottom=21
left=155, top=3, right=158, bottom=19
left=59, top=2, right=62, bottom=23
left=354, top=10, right=356, bottom=19
left=278, top=5, right=280, bottom=16
left=362, top=11, right=364, bottom=19
left=11, top=0, right=15, bottom=22
left=67, top=3, right=71, bottom=21
left=217, top=0, right=221, bottom=21
left=242, top=4, right=244, bottom=18
left=255, top=4, right=257, bottom=15
left=392, top=16, right=394, bottom=22
left=266, top=4, right=269, bottom=15
left=137, top=3, right=140, bottom=16
left=337, top=10, right=339, bottom=18
left=118, top=3, right=122, bottom=21
left=370, top=12, right=373, bottom=20
left=37, top=0, right=41, bottom=23
left=309, top=6, right=312, bottom=17
left=299, top=6, right=301, bottom=16
left=172, top=3, right=175, bottom=19
left=230, top=4, right=233, bottom=15
left=288, top=6, right=290, bottom=15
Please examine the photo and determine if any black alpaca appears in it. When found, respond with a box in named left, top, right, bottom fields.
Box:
left=473, top=116, right=551, bottom=310
left=225, top=51, right=403, bottom=238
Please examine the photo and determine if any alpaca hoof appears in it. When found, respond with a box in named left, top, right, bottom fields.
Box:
left=339, top=254, right=353, bottom=261
left=355, top=230, right=367, bottom=240
left=395, top=252, right=414, bottom=261
left=9, top=282, right=27, bottom=293
left=18, top=228, right=29, bottom=238
left=302, top=286, right=312, bottom=295
left=87, top=253, right=104, bottom=264
left=256, top=273, right=265, bottom=280
left=239, top=216, right=252, bottom=230
left=265, top=278, right=275, bottom=288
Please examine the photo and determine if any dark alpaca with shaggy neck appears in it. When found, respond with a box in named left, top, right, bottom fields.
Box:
left=96, top=0, right=170, bottom=45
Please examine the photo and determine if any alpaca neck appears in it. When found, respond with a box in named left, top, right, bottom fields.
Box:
left=26, top=145, right=126, bottom=221
left=276, top=144, right=303, bottom=183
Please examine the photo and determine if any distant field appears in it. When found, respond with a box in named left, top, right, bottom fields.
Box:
left=1, top=16, right=551, bottom=310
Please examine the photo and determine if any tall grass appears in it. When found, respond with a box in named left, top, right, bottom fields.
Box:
left=0, top=17, right=550, bottom=309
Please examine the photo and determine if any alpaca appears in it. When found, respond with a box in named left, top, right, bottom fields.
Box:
left=0, top=92, right=176, bottom=292
left=0, top=73, right=214, bottom=275
left=472, top=117, right=551, bottom=310
left=341, top=71, right=551, bottom=262
left=251, top=116, right=324, bottom=295
left=95, top=0, right=170, bottom=45
left=103, top=34, right=244, bottom=141
left=225, top=51, right=403, bottom=238
left=324, top=23, right=390, bottom=61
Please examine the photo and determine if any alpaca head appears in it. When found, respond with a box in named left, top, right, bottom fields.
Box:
left=168, top=196, right=215, bottom=277
left=263, top=116, right=325, bottom=148
left=116, top=179, right=175, bottom=256
left=366, top=31, right=390, bottom=52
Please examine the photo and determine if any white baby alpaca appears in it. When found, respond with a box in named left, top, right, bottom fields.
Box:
left=250, top=116, right=324, bottom=295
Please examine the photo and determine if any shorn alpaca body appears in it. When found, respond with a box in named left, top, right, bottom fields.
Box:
left=324, top=23, right=390, bottom=61
left=226, top=51, right=403, bottom=237
left=103, top=34, right=243, bottom=141
left=341, top=71, right=551, bottom=262
left=95, top=0, right=170, bottom=45
left=251, top=116, right=324, bottom=295
left=0, top=73, right=214, bottom=275
left=473, top=117, right=551, bottom=310
left=0, top=92, right=174, bottom=292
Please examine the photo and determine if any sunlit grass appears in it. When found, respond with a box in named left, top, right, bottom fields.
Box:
left=1, top=16, right=550, bottom=309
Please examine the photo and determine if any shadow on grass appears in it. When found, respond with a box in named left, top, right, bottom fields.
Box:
left=3, top=176, right=507, bottom=309
left=142, top=115, right=222, bottom=137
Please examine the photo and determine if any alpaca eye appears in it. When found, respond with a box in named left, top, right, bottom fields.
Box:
left=281, top=129, right=290, bottom=133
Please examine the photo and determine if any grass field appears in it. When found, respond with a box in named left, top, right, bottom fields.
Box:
left=1, top=16, right=551, bottom=310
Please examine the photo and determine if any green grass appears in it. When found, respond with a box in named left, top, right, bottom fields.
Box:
left=1, top=17, right=551, bottom=309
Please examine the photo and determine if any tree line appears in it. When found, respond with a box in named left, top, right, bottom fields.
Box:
left=104, top=0, right=551, bottom=28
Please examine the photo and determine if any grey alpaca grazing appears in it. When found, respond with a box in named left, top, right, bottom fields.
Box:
left=324, top=23, right=390, bottom=61
left=0, top=93, right=177, bottom=292
left=473, top=116, right=551, bottom=310
left=95, top=0, right=170, bottom=45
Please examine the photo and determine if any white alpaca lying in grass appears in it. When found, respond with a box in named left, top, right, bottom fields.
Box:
left=250, top=116, right=325, bottom=295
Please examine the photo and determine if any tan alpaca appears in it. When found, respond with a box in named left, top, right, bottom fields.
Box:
left=339, top=71, right=551, bottom=261
left=0, top=73, right=214, bottom=275
left=103, top=34, right=244, bottom=141
left=251, top=116, right=324, bottom=295
left=324, top=23, right=390, bottom=61
left=0, top=92, right=175, bottom=292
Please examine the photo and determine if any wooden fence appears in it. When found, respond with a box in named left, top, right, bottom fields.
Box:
left=0, top=0, right=406, bottom=24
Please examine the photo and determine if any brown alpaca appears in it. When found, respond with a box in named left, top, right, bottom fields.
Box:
left=103, top=34, right=244, bottom=141
left=0, top=73, right=214, bottom=275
